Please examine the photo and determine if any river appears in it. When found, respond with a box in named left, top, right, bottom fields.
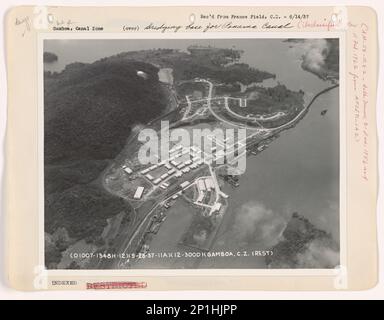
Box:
left=44, top=39, right=339, bottom=269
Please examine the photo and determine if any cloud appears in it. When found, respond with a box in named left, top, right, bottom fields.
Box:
left=296, top=239, right=339, bottom=268
left=233, top=201, right=286, bottom=247
left=291, top=39, right=330, bottom=73
left=304, top=39, right=330, bottom=71
left=316, top=200, right=339, bottom=243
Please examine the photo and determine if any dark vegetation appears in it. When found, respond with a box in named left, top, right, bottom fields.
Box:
left=43, top=51, right=58, bottom=63
left=176, top=82, right=208, bottom=99
left=187, top=45, right=242, bottom=65
left=227, top=84, right=305, bottom=127
left=266, top=213, right=339, bottom=268
left=246, top=84, right=303, bottom=112
left=111, top=47, right=275, bottom=85
left=214, top=83, right=241, bottom=95
left=44, top=57, right=168, bottom=267
left=44, top=59, right=166, bottom=162
left=181, top=214, right=214, bottom=247
left=322, top=39, right=339, bottom=79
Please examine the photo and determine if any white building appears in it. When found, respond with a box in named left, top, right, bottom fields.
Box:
left=196, top=193, right=204, bottom=203
left=197, top=179, right=206, bottom=191
left=180, top=181, right=190, bottom=189
left=133, top=186, right=144, bottom=199
left=160, top=173, right=169, bottom=180
left=165, top=163, right=172, bottom=170
left=240, top=98, right=247, bottom=107
left=153, top=178, right=162, bottom=184
left=212, top=202, right=222, bottom=212
left=146, top=174, right=154, bottom=180
left=123, top=167, right=133, bottom=174
left=205, top=178, right=214, bottom=190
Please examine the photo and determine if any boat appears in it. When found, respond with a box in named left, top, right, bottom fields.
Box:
left=321, top=109, right=328, bottom=116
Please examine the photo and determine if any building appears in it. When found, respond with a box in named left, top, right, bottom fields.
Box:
left=160, top=173, right=169, bottom=180
left=133, top=186, right=145, bottom=199
left=212, top=202, right=222, bottom=212
left=146, top=174, right=154, bottom=180
left=240, top=98, right=247, bottom=107
left=123, top=166, right=133, bottom=174
left=170, top=150, right=180, bottom=159
left=180, top=181, right=190, bottom=189
left=205, top=178, right=214, bottom=190
left=196, top=193, right=204, bottom=203
left=171, top=145, right=182, bottom=152
left=216, top=150, right=225, bottom=161
left=197, top=179, right=206, bottom=191
left=165, top=163, right=172, bottom=170
left=153, top=178, right=162, bottom=184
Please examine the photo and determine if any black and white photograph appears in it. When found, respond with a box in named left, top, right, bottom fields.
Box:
left=43, top=38, right=340, bottom=270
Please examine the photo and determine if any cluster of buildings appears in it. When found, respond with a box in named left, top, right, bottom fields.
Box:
left=125, top=140, right=240, bottom=204
left=121, top=165, right=146, bottom=200
left=205, top=135, right=246, bottom=164
left=141, top=144, right=206, bottom=186
left=195, top=177, right=225, bottom=216
left=196, top=178, right=214, bottom=203
left=125, top=144, right=207, bottom=201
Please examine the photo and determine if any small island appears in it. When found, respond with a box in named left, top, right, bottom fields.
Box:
left=44, top=52, right=58, bottom=63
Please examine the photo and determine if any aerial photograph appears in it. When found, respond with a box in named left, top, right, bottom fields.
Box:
left=43, top=38, right=340, bottom=270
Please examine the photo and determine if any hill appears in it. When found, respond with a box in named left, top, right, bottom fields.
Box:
left=110, top=48, right=275, bottom=85
left=266, top=212, right=339, bottom=269
left=44, top=58, right=168, bottom=268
